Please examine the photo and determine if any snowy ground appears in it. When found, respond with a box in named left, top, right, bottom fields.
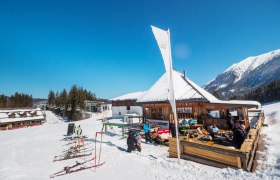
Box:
left=0, top=103, right=279, bottom=180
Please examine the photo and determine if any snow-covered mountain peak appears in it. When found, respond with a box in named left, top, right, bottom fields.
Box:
left=224, top=49, right=280, bottom=83
left=204, top=49, right=280, bottom=99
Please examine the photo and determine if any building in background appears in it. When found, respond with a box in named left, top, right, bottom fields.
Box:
left=111, top=92, right=145, bottom=118
left=0, top=108, right=45, bottom=130
left=85, top=100, right=111, bottom=113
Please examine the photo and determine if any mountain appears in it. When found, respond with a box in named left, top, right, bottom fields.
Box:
left=204, top=49, right=280, bottom=99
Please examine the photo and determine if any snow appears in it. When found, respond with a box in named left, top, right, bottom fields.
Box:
left=0, top=115, right=45, bottom=123
left=224, top=49, right=280, bottom=83
left=111, top=91, right=146, bottom=101
left=0, top=113, right=9, bottom=119
left=0, top=103, right=280, bottom=179
left=255, top=102, right=280, bottom=177
left=137, top=69, right=219, bottom=103
left=213, top=100, right=261, bottom=108
left=218, top=84, right=228, bottom=89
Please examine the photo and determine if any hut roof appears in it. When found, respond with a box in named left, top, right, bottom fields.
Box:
left=137, top=69, right=260, bottom=108
left=111, top=91, right=146, bottom=101
left=137, top=69, right=219, bottom=103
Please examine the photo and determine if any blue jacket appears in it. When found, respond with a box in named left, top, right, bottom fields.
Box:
left=143, top=123, right=151, bottom=133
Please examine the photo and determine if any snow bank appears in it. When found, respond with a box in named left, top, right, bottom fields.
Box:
left=0, top=103, right=280, bottom=180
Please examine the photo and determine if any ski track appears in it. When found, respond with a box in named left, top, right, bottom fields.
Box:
left=0, top=104, right=280, bottom=180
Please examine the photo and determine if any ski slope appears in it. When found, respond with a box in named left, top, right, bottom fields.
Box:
left=0, top=103, right=279, bottom=180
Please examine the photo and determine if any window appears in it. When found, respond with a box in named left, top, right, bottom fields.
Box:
left=207, top=110, right=220, bottom=118
left=177, top=107, right=192, bottom=113
left=177, top=107, right=192, bottom=118
left=151, top=108, right=163, bottom=119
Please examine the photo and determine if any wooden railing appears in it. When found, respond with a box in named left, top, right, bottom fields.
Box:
left=168, top=110, right=265, bottom=172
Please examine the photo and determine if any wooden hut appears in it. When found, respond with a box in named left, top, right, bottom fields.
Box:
left=137, top=69, right=263, bottom=171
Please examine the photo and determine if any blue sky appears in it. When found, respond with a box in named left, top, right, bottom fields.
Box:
left=0, top=0, right=280, bottom=99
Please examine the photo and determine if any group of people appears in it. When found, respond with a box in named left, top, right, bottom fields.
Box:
left=127, top=122, right=163, bottom=153
left=225, top=113, right=247, bottom=148
left=127, top=130, right=142, bottom=153
left=169, top=119, right=197, bottom=138
left=169, top=113, right=248, bottom=149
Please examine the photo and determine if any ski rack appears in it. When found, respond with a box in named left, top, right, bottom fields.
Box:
left=94, top=130, right=105, bottom=171
left=50, top=129, right=105, bottom=178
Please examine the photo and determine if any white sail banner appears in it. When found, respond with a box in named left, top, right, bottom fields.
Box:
left=151, top=26, right=171, bottom=74
left=151, top=25, right=180, bottom=163
left=151, top=26, right=175, bottom=112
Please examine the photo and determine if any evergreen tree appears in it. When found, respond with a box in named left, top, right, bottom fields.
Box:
left=59, top=89, right=68, bottom=116
left=48, top=90, right=55, bottom=106
left=68, top=85, right=80, bottom=121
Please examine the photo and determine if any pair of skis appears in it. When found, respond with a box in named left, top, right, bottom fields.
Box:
left=53, top=152, right=92, bottom=162
left=50, top=157, right=104, bottom=178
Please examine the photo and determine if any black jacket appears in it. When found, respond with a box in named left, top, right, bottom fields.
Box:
left=233, top=128, right=246, bottom=149
left=127, top=134, right=137, bottom=152
left=169, top=123, right=176, bottom=138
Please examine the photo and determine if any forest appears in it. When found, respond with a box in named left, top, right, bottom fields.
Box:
left=47, top=85, right=97, bottom=121
left=230, top=79, right=280, bottom=104
left=0, top=93, right=32, bottom=108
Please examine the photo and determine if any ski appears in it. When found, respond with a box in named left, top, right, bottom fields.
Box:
left=53, top=152, right=92, bottom=162
left=61, top=147, right=94, bottom=155
left=50, top=162, right=105, bottom=178
left=60, top=135, right=88, bottom=141
left=50, top=157, right=96, bottom=178
left=62, top=145, right=92, bottom=153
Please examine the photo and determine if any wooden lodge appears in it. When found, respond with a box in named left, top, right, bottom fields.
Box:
left=137, top=69, right=263, bottom=171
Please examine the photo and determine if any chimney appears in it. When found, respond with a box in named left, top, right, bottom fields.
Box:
left=183, top=70, right=186, bottom=78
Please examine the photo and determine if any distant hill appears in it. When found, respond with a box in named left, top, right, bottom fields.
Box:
left=204, top=49, right=280, bottom=100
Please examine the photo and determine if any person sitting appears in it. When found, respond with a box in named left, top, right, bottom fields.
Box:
left=188, top=119, right=196, bottom=125
left=233, top=120, right=240, bottom=131
left=209, top=124, right=219, bottom=138
left=197, top=126, right=207, bottom=134
left=127, top=130, right=137, bottom=152
left=150, top=130, right=163, bottom=144
left=212, top=124, right=219, bottom=133
left=240, top=124, right=247, bottom=136
left=181, top=119, right=188, bottom=125
left=233, top=125, right=246, bottom=149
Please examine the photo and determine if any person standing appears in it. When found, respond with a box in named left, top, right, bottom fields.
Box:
left=169, top=121, right=176, bottom=138
left=226, top=113, right=234, bottom=130
left=143, top=122, right=152, bottom=143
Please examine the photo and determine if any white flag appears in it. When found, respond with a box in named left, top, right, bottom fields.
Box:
left=151, top=26, right=176, bottom=114
left=151, top=25, right=180, bottom=163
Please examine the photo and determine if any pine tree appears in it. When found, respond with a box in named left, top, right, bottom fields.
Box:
left=48, top=90, right=56, bottom=106
left=68, top=85, right=80, bottom=121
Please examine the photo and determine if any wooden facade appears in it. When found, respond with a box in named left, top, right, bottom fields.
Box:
left=112, top=99, right=139, bottom=107
left=143, top=102, right=254, bottom=130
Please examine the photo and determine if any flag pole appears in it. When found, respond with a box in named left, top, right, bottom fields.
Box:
left=167, top=29, right=180, bottom=164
